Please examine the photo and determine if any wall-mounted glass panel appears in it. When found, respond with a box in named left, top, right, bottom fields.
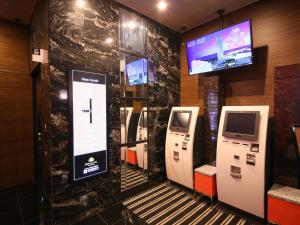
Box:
left=119, top=8, right=146, bottom=55
left=120, top=99, right=148, bottom=191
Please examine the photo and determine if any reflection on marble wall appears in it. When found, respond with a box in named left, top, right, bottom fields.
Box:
left=147, top=21, right=180, bottom=177
left=203, top=76, right=225, bottom=164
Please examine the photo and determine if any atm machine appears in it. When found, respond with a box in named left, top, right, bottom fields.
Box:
left=216, top=106, right=269, bottom=218
left=136, top=107, right=157, bottom=170
left=120, top=107, right=133, bottom=161
left=165, top=107, right=202, bottom=189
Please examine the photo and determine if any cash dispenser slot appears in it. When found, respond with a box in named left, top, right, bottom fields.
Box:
left=173, top=151, right=179, bottom=161
left=230, top=166, right=242, bottom=179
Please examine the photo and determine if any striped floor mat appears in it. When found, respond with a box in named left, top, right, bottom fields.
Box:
left=123, top=184, right=253, bottom=225
left=121, top=164, right=148, bottom=191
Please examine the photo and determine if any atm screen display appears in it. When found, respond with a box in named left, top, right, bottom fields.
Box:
left=170, top=111, right=191, bottom=133
left=223, top=111, right=260, bottom=141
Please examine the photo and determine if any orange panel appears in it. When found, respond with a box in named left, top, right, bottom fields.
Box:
left=268, top=196, right=300, bottom=225
left=194, top=172, right=217, bottom=197
left=126, top=149, right=137, bottom=165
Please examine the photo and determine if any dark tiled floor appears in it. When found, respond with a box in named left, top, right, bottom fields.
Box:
left=0, top=184, right=40, bottom=225
left=72, top=203, right=139, bottom=225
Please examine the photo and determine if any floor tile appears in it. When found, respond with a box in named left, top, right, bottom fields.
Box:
left=0, top=210, right=22, bottom=225
left=112, top=216, right=141, bottom=225
left=73, top=215, right=107, bottom=225
left=24, top=218, right=40, bottom=225
left=99, top=204, right=127, bottom=225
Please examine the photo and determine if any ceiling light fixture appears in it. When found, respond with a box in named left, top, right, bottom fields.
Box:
left=76, top=0, right=86, bottom=8
left=157, top=1, right=167, bottom=10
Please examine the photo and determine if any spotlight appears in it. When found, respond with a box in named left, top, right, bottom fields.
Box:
left=157, top=1, right=167, bottom=10
left=76, top=0, right=86, bottom=8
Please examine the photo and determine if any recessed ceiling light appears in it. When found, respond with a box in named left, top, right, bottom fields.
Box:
left=157, top=1, right=167, bottom=10
left=76, top=0, right=86, bottom=8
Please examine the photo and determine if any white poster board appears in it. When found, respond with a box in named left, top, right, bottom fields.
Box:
left=69, top=69, right=108, bottom=181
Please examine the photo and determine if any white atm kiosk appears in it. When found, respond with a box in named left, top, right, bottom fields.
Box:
left=165, top=107, right=202, bottom=189
left=120, top=107, right=133, bottom=161
left=136, top=107, right=156, bottom=170
left=216, top=106, right=269, bottom=218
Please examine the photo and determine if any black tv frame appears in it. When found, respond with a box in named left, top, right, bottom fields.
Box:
left=185, top=19, right=253, bottom=76
left=169, top=110, right=192, bottom=133
left=222, top=110, right=260, bottom=141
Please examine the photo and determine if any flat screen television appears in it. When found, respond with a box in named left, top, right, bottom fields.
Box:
left=126, top=58, right=147, bottom=86
left=222, top=111, right=260, bottom=141
left=186, top=20, right=253, bottom=75
left=169, top=111, right=192, bottom=133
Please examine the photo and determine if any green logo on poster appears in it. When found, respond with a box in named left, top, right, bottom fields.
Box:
left=89, top=157, right=95, bottom=163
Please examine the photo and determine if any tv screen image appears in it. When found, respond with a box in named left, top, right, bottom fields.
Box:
left=126, top=58, right=147, bottom=86
left=222, top=111, right=260, bottom=141
left=170, top=111, right=191, bottom=133
left=186, top=20, right=253, bottom=75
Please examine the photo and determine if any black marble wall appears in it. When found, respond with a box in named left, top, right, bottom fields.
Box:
left=147, top=20, right=180, bottom=177
left=48, top=0, right=120, bottom=224
left=30, top=0, right=180, bottom=224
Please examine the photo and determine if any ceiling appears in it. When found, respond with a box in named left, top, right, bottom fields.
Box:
left=116, top=0, right=259, bottom=32
left=0, top=0, right=259, bottom=29
left=0, top=0, right=37, bottom=25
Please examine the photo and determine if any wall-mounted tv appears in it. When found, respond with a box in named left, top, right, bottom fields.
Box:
left=126, top=58, right=147, bottom=86
left=222, top=111, right=260, bottom=141
left=186, top=20, right=253, bottom=75
left=169, top=111, right=192, bottom=133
